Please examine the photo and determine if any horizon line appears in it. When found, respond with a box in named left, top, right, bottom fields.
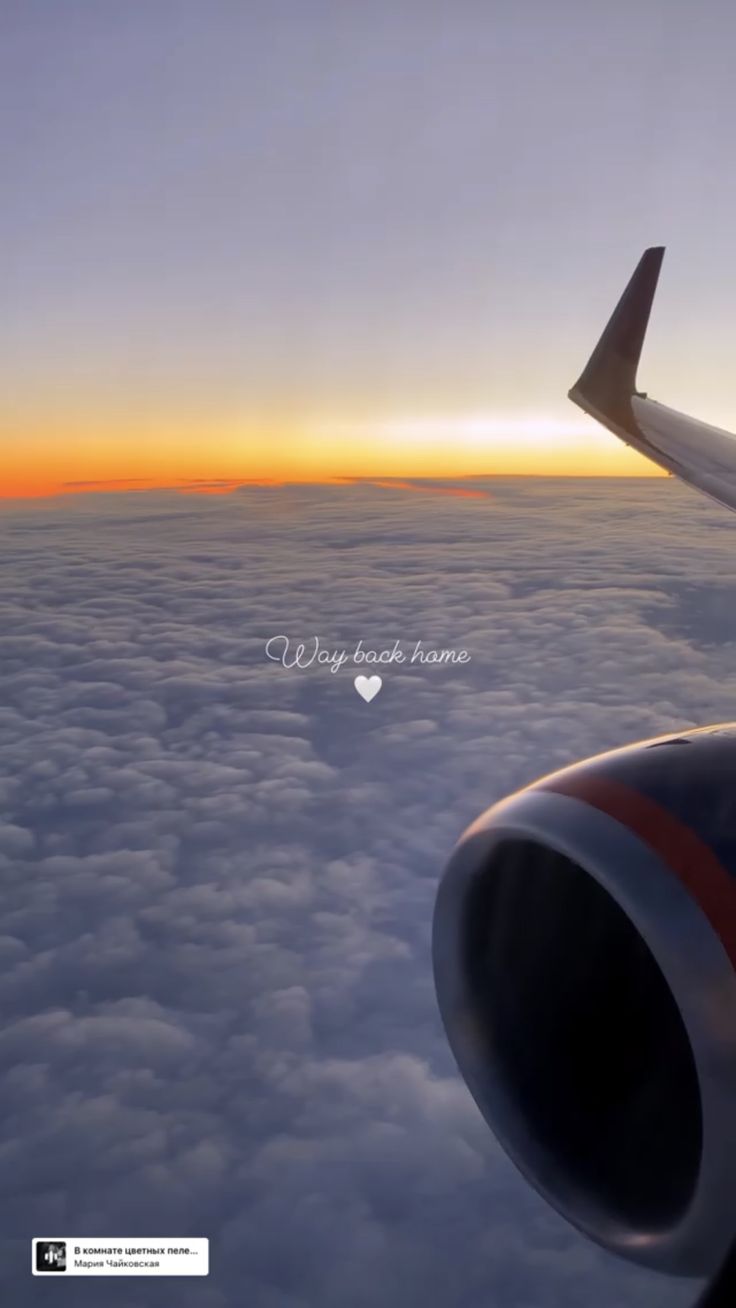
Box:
left=0, top=469, right=670, bottom=503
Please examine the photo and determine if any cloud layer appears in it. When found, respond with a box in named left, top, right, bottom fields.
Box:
left=1, top=477, right=732, bottom=1307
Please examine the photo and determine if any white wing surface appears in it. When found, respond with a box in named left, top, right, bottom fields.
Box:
left=569, top=247, right=736, bottom=514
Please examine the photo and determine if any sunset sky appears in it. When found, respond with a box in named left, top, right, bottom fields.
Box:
left=4, top=1, right=736, bottom=497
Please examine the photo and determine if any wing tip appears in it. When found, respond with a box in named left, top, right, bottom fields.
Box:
left=569, top=245, right=666, bottom=419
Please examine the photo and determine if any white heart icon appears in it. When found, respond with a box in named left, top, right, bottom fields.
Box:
left=354, top=674, right=382, bottom=703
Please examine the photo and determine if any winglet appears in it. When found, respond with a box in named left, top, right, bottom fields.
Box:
left=568, top=246, right=665, bottom=422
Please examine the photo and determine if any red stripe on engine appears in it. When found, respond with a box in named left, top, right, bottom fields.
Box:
left=539, top=772, right=736, bottom=969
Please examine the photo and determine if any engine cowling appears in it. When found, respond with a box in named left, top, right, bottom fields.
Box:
left=432, top=724, right=736, bottom=1277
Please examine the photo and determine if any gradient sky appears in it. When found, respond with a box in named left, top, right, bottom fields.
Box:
left=4, top=0, right=736, bottom=495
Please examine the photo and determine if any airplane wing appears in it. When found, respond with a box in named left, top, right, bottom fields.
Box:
left=568, top=247, right=736, bottom=514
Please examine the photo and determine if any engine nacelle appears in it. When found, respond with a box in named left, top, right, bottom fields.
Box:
left=432, top=725, right=736, bottom=1276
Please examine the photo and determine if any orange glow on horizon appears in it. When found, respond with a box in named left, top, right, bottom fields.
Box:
left=0, top=410, right=668, bottom=500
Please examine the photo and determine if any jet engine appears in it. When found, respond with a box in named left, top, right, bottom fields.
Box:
left=432, top=724, right=736, bottom=1282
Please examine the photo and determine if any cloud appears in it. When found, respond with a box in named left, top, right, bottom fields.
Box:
left=0, top=477, right=726, bottom=1306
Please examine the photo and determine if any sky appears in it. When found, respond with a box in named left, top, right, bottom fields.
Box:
left=2, top=474, right=736, bottom=1304
left=4, top=1, right=736, bottom=495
